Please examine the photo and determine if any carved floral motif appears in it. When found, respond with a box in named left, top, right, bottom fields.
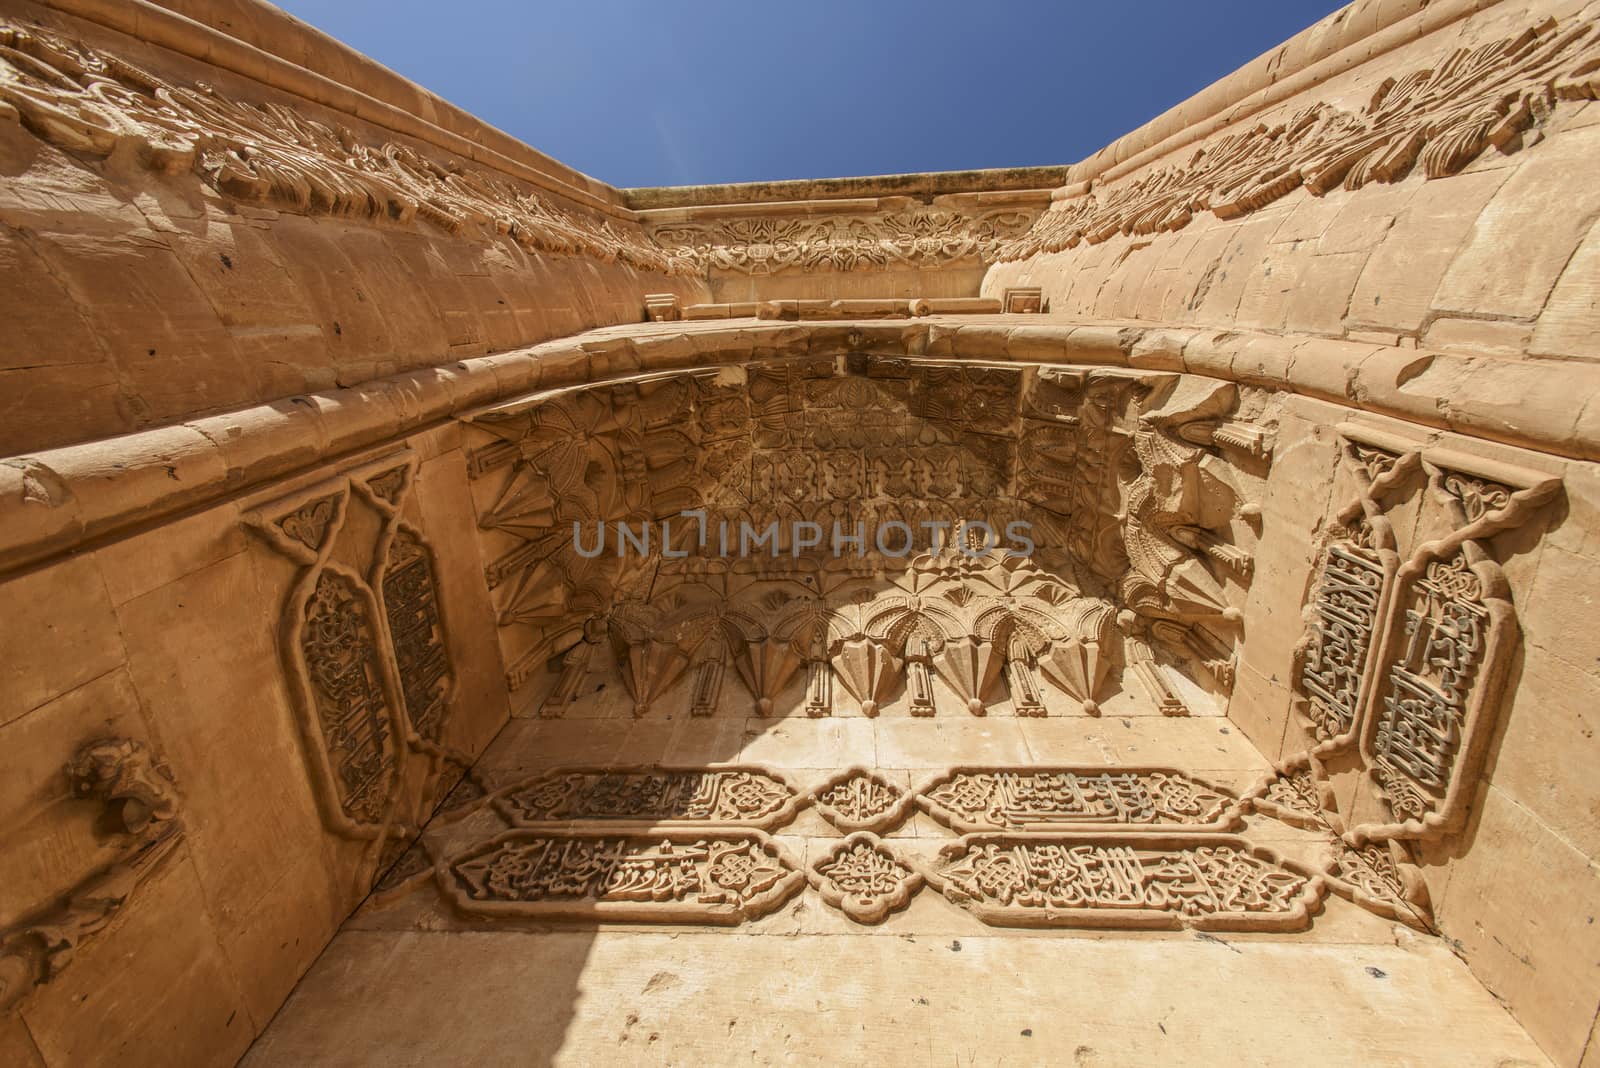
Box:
left=0, top=22, right=687, bottom=275
left=651, top=206, right=1038, bottom=276
left=999, top=17, right=1600, bottom=261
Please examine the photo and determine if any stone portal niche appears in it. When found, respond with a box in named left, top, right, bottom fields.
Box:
left=460, top=355, right=1277, bottom=722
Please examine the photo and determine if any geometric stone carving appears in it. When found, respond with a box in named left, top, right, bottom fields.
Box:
left=808, top=768, right=916, bottom=834
left=998, top=15, right=1600, bottom=262
left=493, top=766, right=804, bottom=831
left=807, top=834, right=922, bottom=924
left=0, top=21, right=688, bottom=276
left=925, top=834, right=1322, bottom=930
left=916, top=768, right=1242, bottom=834
left=438, top=830, right=805, bottom=925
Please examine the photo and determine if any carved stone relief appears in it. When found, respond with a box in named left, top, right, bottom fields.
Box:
left=916, top=768, right=1242, bottom=834
left=1, top=740, right=182, bottom=1014
left=438, top=830, right=805, bottom=924
left=493, top=766, right=803, bottom=830
left=999, top=16, right=1600, bottom=261
left=247, top=454, right=464, bottom=881
left=650, top=204, right=1039, bottom=275
left=461, top=359, right=1272, bottom=719
left=807, top=834, right=922, bottom=925
left=0, top=21, right=688, bottom=276
left=1242, top=755, right=1335, bottom=833
left=925, top=834, right=1322, bottom=930
left=1291, top=425, right=1560, bottom=843
left=1319, top=834, right=1432, bottom=930
left=808, top=768, right=917, bottom=834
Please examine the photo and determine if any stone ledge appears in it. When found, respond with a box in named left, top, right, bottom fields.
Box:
left=2, top=315, right=1596, bottom=576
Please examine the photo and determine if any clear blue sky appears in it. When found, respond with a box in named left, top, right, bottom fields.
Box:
left=271, top=0, right=1348, bottom=188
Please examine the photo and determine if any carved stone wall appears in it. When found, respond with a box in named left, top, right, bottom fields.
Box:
left=983, top=9, right=1600, bottom=360
left=0, top=3, right=707, bottom=453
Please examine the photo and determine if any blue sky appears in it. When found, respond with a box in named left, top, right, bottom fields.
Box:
left=272, top=0, right=1348, bottom=188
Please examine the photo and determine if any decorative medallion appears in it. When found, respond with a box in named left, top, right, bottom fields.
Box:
left=808, top=834, right=922, bottom=924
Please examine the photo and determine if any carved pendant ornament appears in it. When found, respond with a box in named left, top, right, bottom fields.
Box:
left=247, top=454, right=463, bottom=881
left=1290, top=426, right=1560, bottom=844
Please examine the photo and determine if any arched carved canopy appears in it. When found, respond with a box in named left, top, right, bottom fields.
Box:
left=461, top=355, right=1276, bottom=717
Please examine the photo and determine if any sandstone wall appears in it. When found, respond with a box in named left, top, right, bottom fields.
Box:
left=983, top=0, right=1600, bottom=359
left=981, top=0, right=1600, bottom=1060
left=0, top=0, right=707, bottom=456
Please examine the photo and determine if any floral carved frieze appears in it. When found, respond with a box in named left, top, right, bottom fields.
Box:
left=461, top=360, right=1272, bottom=717
left=1291, top=425, right=1561, bottom=843
left=649, top=204, right=1039, bottom=275
left=247, top=454, right=463, bottom=874
left=916, top=767, right=1243, bottom=834
left=1000, top=16, right=1600, bottom=261
left=925, top=834, right=1323, bottom=931
left=0, top=22, right=688, bottom=275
